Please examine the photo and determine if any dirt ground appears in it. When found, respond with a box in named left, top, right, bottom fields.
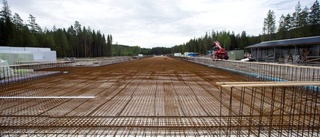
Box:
left=0, top=56, right=317, bottom=136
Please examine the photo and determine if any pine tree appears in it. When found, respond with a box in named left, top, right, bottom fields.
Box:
left=239, top=31, right=248, bottom=49
left=299, top=7, right=309, bottom=27
left=28, top=14, right=42, bottom=33
left=0, top=0, right=12, bottom=45
left=107, top=34, right=113, bottom=57
left=74, top=21, right=81, bottom=35
left=91, top=30, right=96, bottom=57
left=263, top=10, right=276, bottom=40
left=66, top=25, right=77, bottom=57
left=292, top=1, right=302, bottom=29
left=309, top=0, right=320, bottom=25
left=102, top=34, right=107, bottom=56
left=12, top=13, right=23, bottom=28
left=44, top=32, right=55, bottom=50
left=52, top=29, right=70, bottom=57
left=0, top=0, right=11, bottom=20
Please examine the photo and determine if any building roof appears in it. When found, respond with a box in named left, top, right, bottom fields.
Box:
left=245, top=36, right=320, bottom=49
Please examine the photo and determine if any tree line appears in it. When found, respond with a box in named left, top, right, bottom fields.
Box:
left=170, top=30, right=260, bottom=55
left=171, top=0, right=320, bottom=55
left=264, top=1, right=320, bottom=40
left=0, top=0, right=112, bottom=57
left=117, top=0, right=320, bottom=56
left=1, top=0, right=319, bottom=57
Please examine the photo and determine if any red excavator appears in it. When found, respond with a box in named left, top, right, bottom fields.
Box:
left=212, top=41, right=229, bottom=60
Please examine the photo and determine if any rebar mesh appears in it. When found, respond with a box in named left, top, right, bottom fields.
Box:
left=0, top=57, right=319, bottom=136
left=189, top=57, right=320, bottom=82
left=216, top=82, right=320, bottom=136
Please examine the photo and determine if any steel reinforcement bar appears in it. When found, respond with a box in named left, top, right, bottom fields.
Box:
left=216, top=81, right=320, bottom=137
left=184, top=57, right=320, bottom=82
left=0, top=57, right=133, bottom=88
left=0, top=61, right=70, bottom=87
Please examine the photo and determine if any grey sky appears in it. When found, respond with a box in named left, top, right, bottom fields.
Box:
left=7, top=0, right=315, bottom=48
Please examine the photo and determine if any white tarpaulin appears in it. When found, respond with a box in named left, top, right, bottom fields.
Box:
left=0, top=46, right=57, bottom=65
left=0, top=59, right=13, bottom=78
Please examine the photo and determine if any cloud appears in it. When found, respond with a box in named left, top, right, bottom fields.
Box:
left=7, top=0, right=315, bottom=48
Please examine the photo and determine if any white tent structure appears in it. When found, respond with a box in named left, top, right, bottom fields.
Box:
left=0, top=46, right=57, bottom=65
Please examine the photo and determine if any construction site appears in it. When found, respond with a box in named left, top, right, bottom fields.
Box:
left=0, top=56, right=319, bottom=136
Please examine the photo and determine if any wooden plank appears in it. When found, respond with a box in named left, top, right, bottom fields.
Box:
left=0, top=96, right=95, bottom=99
left=305, top=56, right=320, bottom=58
left=220, top=82, right=320, bottom=88
left=216, top=82, right=281, bottom=85
left=216, top=81, right=319, bottom=85
left=306, top=57, right=320, bottom=62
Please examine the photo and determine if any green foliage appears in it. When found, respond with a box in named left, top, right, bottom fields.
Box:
left=106, top=35, right=112, bottom=57
left=263, top=10, right=276, bottom=41
left=28, top=14, right=42, bottom=33
left=273, top=0, right=320, bottom=39
left=310, top=0, right=320, bottom=25
left=239, top=31, right=249, bottom=50
left=217, top=31, right=231, bottom=50
left=1, top=0, right=319, bottom=58
left=0, top=0, right=112, bottom=58
left=112, top=44, right=151, bottom=56
left=151, top=47, right=171, bottom=55
left=173, top=30, right=258, bottom=55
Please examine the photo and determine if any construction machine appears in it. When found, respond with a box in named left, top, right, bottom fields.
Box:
left=212, top=41, right=229, bottom=60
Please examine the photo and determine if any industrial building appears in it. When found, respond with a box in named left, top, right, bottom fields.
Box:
left=246, top=36, right=320, bottom=64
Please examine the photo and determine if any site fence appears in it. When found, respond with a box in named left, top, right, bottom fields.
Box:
left=184, top=57, right=320, bottom=82
left=215, top=81, right=320, bottom=137
left=176, top=57, right=320, bottom=136
left=0, top=61, right=71, bottom=88
left=71, top=56, right=132, bottom=66
left=0, top=57, right=133, bottom=87
left=97, top=57, right=132, bottom=66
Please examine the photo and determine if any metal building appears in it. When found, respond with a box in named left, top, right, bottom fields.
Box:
left=246, top=36, right=320, bottom=64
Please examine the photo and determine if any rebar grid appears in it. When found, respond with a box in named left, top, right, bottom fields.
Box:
left=189, top=57, right=320, bottom=82
left=0, top=61, right=70, bottom=88
left=0, top=57, right=132, bottom=88
left=217, top=82, right=320, bottom=137
left=0, top=57, right=319, bottom=136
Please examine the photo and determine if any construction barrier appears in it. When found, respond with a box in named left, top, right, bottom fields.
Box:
left=184, top=57, right=320, bottom=82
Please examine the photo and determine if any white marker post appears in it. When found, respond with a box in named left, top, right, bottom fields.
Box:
left=0, top=96, right=95, bottom=99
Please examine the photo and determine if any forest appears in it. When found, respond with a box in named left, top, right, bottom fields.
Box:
left=0, top=0, right=319, bottom=57
left=0, top=0, right=112, bottom=57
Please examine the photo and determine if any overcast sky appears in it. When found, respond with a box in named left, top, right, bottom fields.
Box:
left=7, top=0, right=315, bottom=48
